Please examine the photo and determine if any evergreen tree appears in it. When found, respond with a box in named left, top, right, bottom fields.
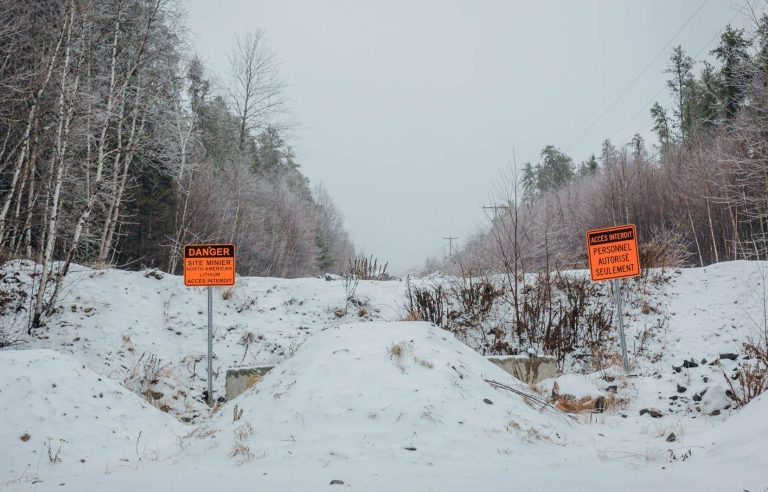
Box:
left=315, top=229, right=335, bottom=272
left=522, top=162, right=537, bottom=197
left=711, top=25, right=751, bottom=120
left=578, top=154, right=598, bottom=176
left=187, top=56, right=210, bottom=119
left=688, top=61, right=720, bottom=133
left=629, top=133, right=645, bottom=159
left=600, top=139, right=618, bottom=166
left=536, top=145, right=574, bottom=191
left=666, top=45, right=695, bottom=142
left=756, top=14, right=768, bottom=77
left=651, top=102, right=671, bottom=150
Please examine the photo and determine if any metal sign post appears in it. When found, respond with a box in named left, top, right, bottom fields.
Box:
left=612, top=279, right=629, bottom=373
left=207, top=286, right=213, bottom=406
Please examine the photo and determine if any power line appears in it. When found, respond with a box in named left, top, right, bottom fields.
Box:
left=482, top=205, right=508, bottom=220
left=566, top=0, right=710, bottom=154
left=607, top=12, right=739, bottom=148
left=576, top=11, right=742, bottom=162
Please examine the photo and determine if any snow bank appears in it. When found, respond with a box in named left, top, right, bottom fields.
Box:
left=0, top=349, right=184, bottom=486
left=190, top=322, right=574, bottom=464
left=0, top=260, right=408, bottom=420
left=686, top=393, right=768, bottom=490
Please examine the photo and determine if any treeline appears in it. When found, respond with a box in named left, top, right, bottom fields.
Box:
left=430, top=16, right=768, bottom=275
left=0, top=1, right=354, bottom=327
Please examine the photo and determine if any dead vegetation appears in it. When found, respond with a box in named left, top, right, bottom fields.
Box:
left=549, top=381, right=606, bottom=414
left=405, top=271, right=614, bottom=365
left=387, top=340, right=433, bottom=373
left=229, top=422, right=254, bottom=463
left=347, top=256, right=390, bottom=281
left=123, top=353, right=170, bottom=408
left=724, top=341, right=768, bottom=407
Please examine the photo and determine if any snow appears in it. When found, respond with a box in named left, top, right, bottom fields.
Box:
left=0, top=260, right=767, bottom=490
left=0, top=349, right=184, bottom=487
left=0, top=260, right=408, bottom=421
left=195, top=322, right=572, bottom=460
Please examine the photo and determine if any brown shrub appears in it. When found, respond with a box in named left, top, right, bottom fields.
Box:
left=724, top=342, right=768, bottom=407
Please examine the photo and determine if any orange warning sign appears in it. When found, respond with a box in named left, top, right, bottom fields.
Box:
left=585, top=225, right=640, bottom=282
left=183, top=244, right=236, bottom=287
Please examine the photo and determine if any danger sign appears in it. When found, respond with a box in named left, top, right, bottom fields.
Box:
left=586, top=225, right=640, bottom=282
left=183, top=244, right=236, bottom=287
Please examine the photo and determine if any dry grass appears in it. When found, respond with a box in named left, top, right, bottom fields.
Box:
left=400, top=311, right=422, bottom=322
left=387, top=341, right=433, bottom=372
left=230, top=422, right=254, bottom=463
left=388, top=342, right=405, bottom=359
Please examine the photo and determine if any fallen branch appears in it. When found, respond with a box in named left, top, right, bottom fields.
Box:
left=483, top=378, right=578, bottom=424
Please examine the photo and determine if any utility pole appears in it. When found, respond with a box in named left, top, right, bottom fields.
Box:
left=482, top=204, right=508, bottom=221
left=442, top=236, right=457, bottom=260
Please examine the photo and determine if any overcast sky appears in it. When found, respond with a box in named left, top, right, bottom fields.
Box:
left=184, top=0, right=746, bottom=273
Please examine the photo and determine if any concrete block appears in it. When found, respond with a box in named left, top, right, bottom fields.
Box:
left=486, top=355, right=559, bottom=384
left=225, top=365, right=274, bottom=400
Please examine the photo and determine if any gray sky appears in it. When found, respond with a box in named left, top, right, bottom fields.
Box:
left=184, top=0, right=745, bottom=273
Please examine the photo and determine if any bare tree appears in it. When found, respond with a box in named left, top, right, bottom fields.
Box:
left=227, top=29, right=284, bottom=150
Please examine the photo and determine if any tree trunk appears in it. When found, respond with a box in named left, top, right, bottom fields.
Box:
left=0, top=19, right=67, bottom=245
left=33, top=2, right=77, bottom=327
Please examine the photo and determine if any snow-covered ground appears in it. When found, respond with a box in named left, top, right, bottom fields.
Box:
left=0, top=260, right=766, bottom=491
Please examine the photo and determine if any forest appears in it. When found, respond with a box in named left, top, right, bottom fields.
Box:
left=0, top=1, right=355, bottom=327
left=428, top=15, right=768, bottom=276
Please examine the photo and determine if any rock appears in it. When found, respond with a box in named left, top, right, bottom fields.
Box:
left=720, top=353, right=738, bottom=361
left=702, top=376, right=709, bottom=383
left=701, top=358, right=707, bottom=365
left=666, top=432, right=677, bottom=442
left=672, top=365, right=682, bottom=373
left=677, top=384, right=687, bottom=393
left=682, top=359, right=698, bottom=368
left=404, top=447, right=417, bottom=451
left=606, top=385, right=618, bottom=392
left=640, top=408, right=663, bottom=418
left=330, top=480, right=345, bottom=485
left=669, top=395, right=678, bottom=400
left=692, top=393, right=702, bottom=402
left=483, top=398, right=493, bottom=405
left=710, top=409, right=721, bottom=416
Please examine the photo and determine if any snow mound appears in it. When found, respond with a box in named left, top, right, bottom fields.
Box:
left=190, top=322, right=574, bottom=465
left=0, top=260, right=407, bottom=421
left=687, top=393, right=768, bottom=489
left=0, top=349, right=184, bottom=485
